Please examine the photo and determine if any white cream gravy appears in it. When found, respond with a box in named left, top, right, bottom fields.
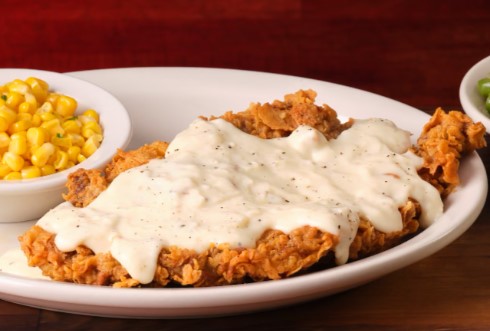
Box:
left=36, top=118, right=443, bottom=284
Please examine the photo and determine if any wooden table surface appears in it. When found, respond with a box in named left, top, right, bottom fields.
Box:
left=1, top=1, right=489, bottom=330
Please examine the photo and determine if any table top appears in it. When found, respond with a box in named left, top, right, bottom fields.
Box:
left=1, top=1, right=489, bottom=330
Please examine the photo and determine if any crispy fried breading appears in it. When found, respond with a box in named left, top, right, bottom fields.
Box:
left=414, top=108, right=486, bottom=197
left=20, top=224, right=337, bottom=287
left=207, top=89, right=352, bottom=140
left=63, top=141, right=168, bottom=207
left=18, top=91, right=486, bottom=288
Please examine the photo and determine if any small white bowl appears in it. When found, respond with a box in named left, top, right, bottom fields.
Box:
left=0, top=69, right=132, bottom=223
left=459, top=55, right=490, bottom=132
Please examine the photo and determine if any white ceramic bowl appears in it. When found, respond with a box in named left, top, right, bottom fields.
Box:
left=459, top=55, right=490, bottom=132
left=0, top=69, right=132, bottom=223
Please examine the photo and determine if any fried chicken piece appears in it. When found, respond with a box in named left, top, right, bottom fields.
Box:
left=63, top=141, right=168, bottom=207
left=414, top=108, right=486, bottom=197
left=20, top=225, right=337, bottom=287
left=104, top=140, right=168, bottom=182
left=19, top=92, right=486, bottom=288
left=207, top=89, right=352, bottom=140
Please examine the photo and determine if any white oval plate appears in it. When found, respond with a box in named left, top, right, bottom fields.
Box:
left=460, top=55, right=490, bottom=131
left=0, top=68, right=486, bottom=318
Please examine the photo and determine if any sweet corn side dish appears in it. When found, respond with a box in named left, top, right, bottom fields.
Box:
left=0, top=77, right=103, bottom=180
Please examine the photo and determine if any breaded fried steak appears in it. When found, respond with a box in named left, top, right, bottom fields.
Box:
left=19, top=90, right=486, bottom=288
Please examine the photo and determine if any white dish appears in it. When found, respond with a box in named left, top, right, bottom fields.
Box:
left=460, top=55, right=490, bottom=131
left=0, top=68, right=486, bottom=318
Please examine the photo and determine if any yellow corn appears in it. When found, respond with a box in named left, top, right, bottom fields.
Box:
left=0, top=164, right=11, bottom=177
left=9, top=120, right=32, bottom=135
left=31, top=142, right=55, bottom=167
left=0, top=106, right=17, bottom=125
left=45, top=93, right=59, bottom=106
left=3, top=151, right=25, bottom=171
left=0, top=132, right=10, bottom=148
left=0, top=117, right=8, bottom=133
left=24, top=93, right=38, bottom=109
left=18, top=101, right=35, bottom=114
left=31, top=113, right=42, bottom=127
left=55, top=95, right=77, bottom=117
left=40, top=164, right=56, bottom=176
left=62, top=118, right=81, bottom=134
left=41, top=118, right=64, bottom=137
left=8, top=133, right=27, bottom=155
left=16, top=112, right=32, bottom=122
left=7, top=79, right=30, bottom=95
left=26, top=127, right=46, bottom=146
left=37, top=101, right=55, bottom=114
left=25, top=77, right=48, bottom=103
left=83, top=109, right=99, bottom=122
left=4, top=172, right=22, bottom=180
left=53, top=150, right=68, bottom=169
left=6, top=92, right=24, bottom=109
left=67, top=133, right=85, bottom=147
left=21, top=166, right=41, bottom=179
left=67, top=145, right=81, bottom=162
left=77, top=153, right=86, bottom=163
left=0, top=77, right=102, bottom=180
left=82, top=134, right=102, bottom=157
left=51, top=134, right=72, bottom=149
left=40, top=111, right=57, bottom=122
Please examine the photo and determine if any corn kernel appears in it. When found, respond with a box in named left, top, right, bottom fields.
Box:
left=0, top=105, right=17, bottom=125
left=8, top=133, right=27, bottom=155
left=31, top=113, right=42, bottom=126
left=16, top=112, right=32, bottom=122
left=21, top=166, right=41, bottom=179
left=18, top=101, right=35, bottom=114
left=53, top=150, right=68, bottom=169
left=40, top=164, right=55, bottom=176
left=26, top=127, right=46, bottom=146
left=24, top=92, right=37, bottom=108
left=3, top=152, right=25, bottom=171
left=0, top=132, right=10, bottom=148
left=77, top=153, right=86, bottom=163
left=62, top=118, right=81, bottom=134
left=31, top=142, right=55, bottom=167
left=6, top=91, right=24, bottom=109
left=67, top=146, right=81, bottom=162
left=82, top=134, right=102, bottom=157
left=83, top=109, right=99, bottom=122
left=41, top=118, right=64, bottom=137
left=45, top=93, right=59, bottom=105
left=25, top=77, right=48, bottom=103
left=51, top=134, right=72, bottom=149
left=67, top=133, right=85, bottom=147
left=37, top=101, right=54, bottom=115
left=0, top=164, right=11, bottom=177
left=7, top=79, right=30, bottom=95
left=56, top=95, right=77, bottom=117
left=0, top=116, right=8, bottom=133
left=9, top=120, right=32, bottom=135
left=40, top=111, right=57, bottom=122
left=78, top=115, right=96, bottom=125
left=81, top=121, right=102, bottom=138
left=4, top=172, right=22, bottom=180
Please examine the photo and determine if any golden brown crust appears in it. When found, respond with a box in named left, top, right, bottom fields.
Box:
left=20, top=225, right=337, bottom=287
left=104, top=140, right=168, bottom=182
left=18, top=91, right=486, bottom=288
left=206, top=89, right=352, bottom=140
left=414, top=108, right=486, bottom=197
